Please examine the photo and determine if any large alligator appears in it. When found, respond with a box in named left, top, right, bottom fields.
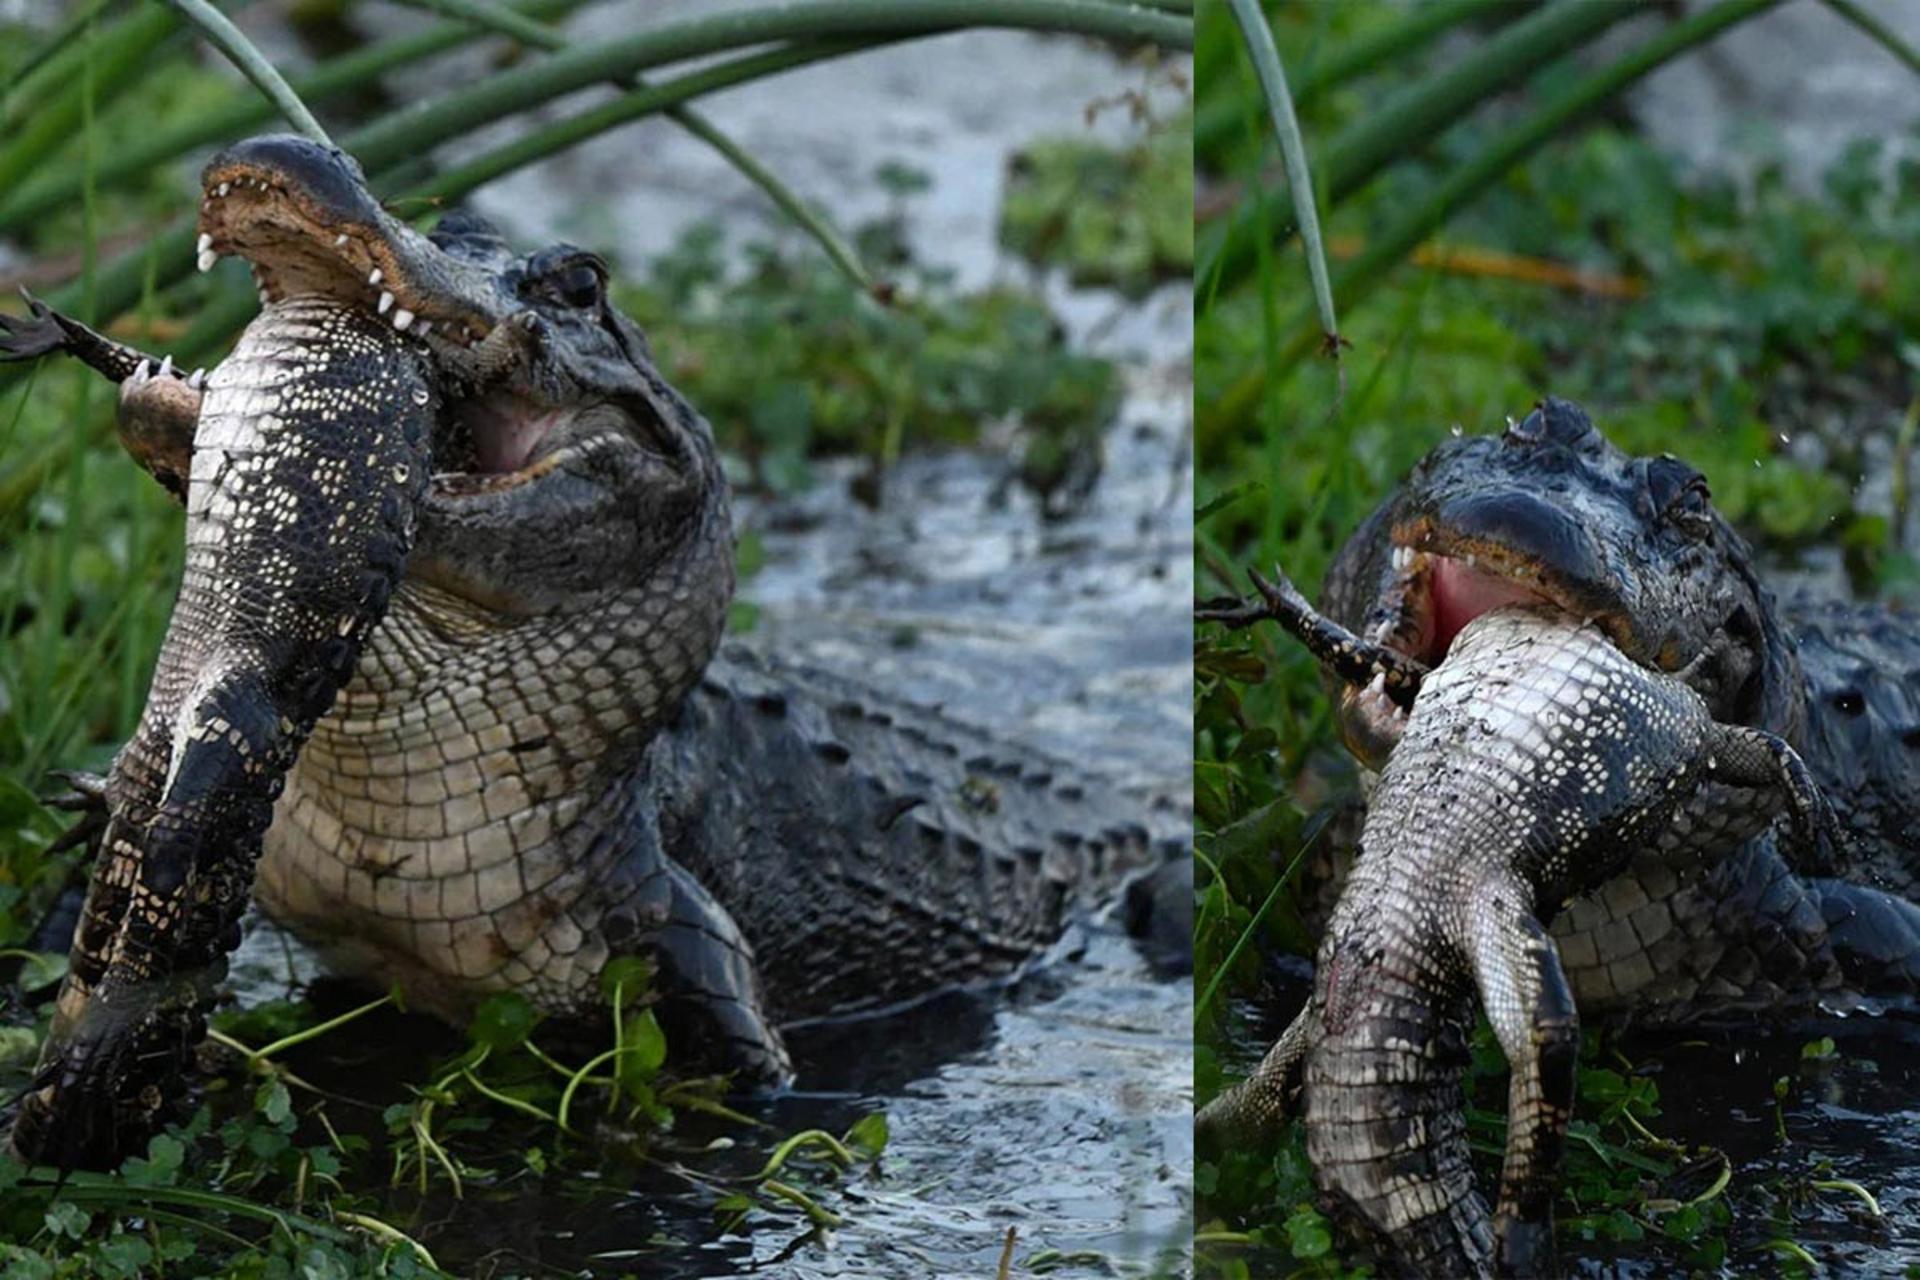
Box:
left=1199, top=398, right=1920, bottom=1269
left=1200, top=596, right=1844, bottom=1276
left=0, top=135, right=1175, bottom=1166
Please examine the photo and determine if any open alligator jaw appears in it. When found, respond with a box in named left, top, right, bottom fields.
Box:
left=194, top=136, right=581, bottom=482
left=1376, top=524, right=1638, bottom=668
left=198, top=140, right=496, bottom=348
left=1335, top=524, right=1641, bottom=765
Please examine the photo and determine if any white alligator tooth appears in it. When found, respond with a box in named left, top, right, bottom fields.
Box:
left=392, top=308, right=414, bottom=331
left=368, top=268, right=383, bottom=286
left=196, top=232, right=213, bottom=254
left=132, top=359, right=150, bottom=382
left=197, top=248, right=217, bottom=273
left=158, top=355, right=173, bottom=378
left=415, top=320, right=432, bottom=336
left=335, top=233, right=350, bottom=247
left=217, top=182, right=231, bottom=197
left=258, top=288, right=270, bottom=304
left=377, top=290, right=394, bottom=315
left=188, top=368, right=206, bottom=390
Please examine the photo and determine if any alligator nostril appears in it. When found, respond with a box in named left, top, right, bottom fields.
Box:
left=1832, top=690, right=1866, bottom=717
left=1901, top=727, right=1920, bottom=748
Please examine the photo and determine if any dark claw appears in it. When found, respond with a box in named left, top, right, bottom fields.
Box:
left=42, top=769, right=109, bottom=857
left=44, top=769, right=109, bottom=811
left=0, top=289, right=70, bottom=363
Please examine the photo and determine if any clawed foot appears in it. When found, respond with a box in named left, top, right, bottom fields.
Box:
left=0, top=289, right=72, bottom=363
left=43, top=769, right=109, bottom=857
left=1197, top=563, right=1429, bottom=711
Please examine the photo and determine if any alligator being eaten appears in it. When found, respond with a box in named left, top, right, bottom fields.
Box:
left=1200, top=597, right=1845, bottom=1276
left=0, top=135, right=1179, bottom=1167
left=1199, top=397, right=1920, bottom=1270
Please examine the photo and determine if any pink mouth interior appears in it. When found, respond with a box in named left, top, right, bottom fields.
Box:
left=1429, top=556, right=1550, bottom=657
left=463, top=395, right=564, bottom=473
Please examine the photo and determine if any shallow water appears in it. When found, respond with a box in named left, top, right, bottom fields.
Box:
left=1216, top=971, right=1920, bottom=1276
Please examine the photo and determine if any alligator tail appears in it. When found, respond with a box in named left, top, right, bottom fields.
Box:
left=650, top=645, right=1187, bottom=1023
left=1303, top=962, right=1494, bottom=1279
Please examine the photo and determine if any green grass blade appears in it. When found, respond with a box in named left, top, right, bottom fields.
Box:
left=1206, top=0, right=1784, bottom=442
left=1195, top=0, right=1513, bottom=156
left=163, top=0, right=333, bottom=144
left=345, top=0, right=1188, bottom=175
left=0, top=0, right=589, bottom=234
left=0, top=4, right=182, bottom=200
left=396, top=0, right=875, bottom=290
left=2, top=0, right=117, bottom=100
left=1821, top=0, right=1920, bottom=76
left=1225, top=0, right=1336, bottom=350
left=1204, top=0, right=1641, bottom=294
left=404, top=39, right=882, bottom=206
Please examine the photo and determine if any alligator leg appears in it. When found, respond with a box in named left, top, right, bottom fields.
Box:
left=1194, top=1003, right=1313, bottom=1152
left=585, top=789, right=792, bottom=1086
left=651, top=860, right=792, bottom=1084
left=1804, top=878, right=1920, bottom=993
left=1701, top=722, right=1848, bottom=876
left=1198, top=564, right=1429, bottom=710
left=0, top=291, right=202, bottom=502
left=1468, top=884, right=1578, bottom=1279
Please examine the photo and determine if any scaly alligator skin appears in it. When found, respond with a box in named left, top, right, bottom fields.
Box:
left=8, top=294, right=435, bottom=1167
left=1202, top=599, right=1841, bottom=1277
left=1, top=137, right=1170, bottom=1163
left=1299, top=398, right=1920, bottom=1021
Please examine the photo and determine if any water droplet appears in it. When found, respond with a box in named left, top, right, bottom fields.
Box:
left=1450, top=422, right=1464, bottom=438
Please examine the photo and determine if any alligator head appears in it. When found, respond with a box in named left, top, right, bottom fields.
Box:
left=197, top=135, right=718, bottom=514
left=1321, top=398, right=1804, bottom=765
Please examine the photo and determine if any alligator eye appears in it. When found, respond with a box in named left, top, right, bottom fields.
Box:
left=553, top=262, right=603, bottom=309
left=1648, top=456, right=1713, bottom=539
left=1665, top=479, right=1712, bottom=535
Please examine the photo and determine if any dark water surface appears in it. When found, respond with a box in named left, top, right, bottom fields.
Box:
left=1217, top=976, right=1920, bottom=1277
